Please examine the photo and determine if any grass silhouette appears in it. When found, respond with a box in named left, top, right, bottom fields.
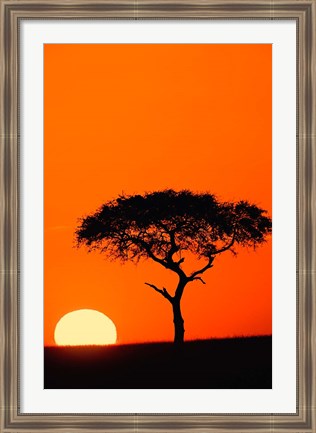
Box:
left=44, top=335, right=272, bottom=389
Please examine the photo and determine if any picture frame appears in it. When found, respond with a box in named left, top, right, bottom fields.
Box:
left=0, top=0, right=315, bottom=431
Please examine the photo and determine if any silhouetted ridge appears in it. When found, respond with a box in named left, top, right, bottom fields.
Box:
left=45, top=336, right=272, bottom=389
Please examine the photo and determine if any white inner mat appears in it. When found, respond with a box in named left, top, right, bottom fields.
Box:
left=20, top=20, right=296, bottom=414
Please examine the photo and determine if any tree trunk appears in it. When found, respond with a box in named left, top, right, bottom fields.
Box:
left=172, top=299, right=185, bottom=345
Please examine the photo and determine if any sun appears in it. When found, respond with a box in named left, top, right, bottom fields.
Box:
left=54, top=309, right=117, bottom=346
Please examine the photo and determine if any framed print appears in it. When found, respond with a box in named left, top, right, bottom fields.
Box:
left=0, top=0, right=315, bottom=432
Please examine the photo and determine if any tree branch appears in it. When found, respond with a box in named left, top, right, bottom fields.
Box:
left=213, top=230, right=236, bottom=255
left=129, top=234, right=189, bottom=282
left=193, top=276, right=206, bottom=284
left=166, top=230, right=180, bottom=261
left=176, top=257, right=185, bottom=265
left=190, top=256, right=214, bottom=279
left=130, top=237, right=167, bottom=267
left=155, top=224, right=183, bottom=266
left=189, top=229, right=237, bottom=280
left=145, top=282, right=173, bottom=302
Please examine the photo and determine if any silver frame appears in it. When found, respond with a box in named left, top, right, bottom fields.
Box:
left=0, top=1, right=315, bottom=431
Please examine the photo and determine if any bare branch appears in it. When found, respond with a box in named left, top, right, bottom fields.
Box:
left=132, top=235, right=188, bottom=280
left=140, top=238, right=188, bottom=282
left=190, top=256, right=214, bottom=280
left=213, top=233, right=236, bottom=255
left=130, top=237, right=167, bottom=267
left=166, top=230, right=180, bottom=261
left=189, top=229, right=237, bottom=277
left=145, top=282, right=173, bottom=302
left=193, top=276, right=206, bottom=285
left=176, top=257, right=185, bottom=265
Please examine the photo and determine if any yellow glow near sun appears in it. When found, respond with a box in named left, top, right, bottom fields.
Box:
left=54, top=309, right=117, bottom=346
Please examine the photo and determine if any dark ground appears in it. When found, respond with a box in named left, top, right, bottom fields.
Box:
left=44, top=335, right=272, bottom=389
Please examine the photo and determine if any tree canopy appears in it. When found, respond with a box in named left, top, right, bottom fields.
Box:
left=75, top=189, right=271, bottom=265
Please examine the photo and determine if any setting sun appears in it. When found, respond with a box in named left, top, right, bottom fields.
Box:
left=54, top=309, right=117, bottom=346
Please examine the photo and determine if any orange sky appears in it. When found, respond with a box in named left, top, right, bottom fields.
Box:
left=44, top=44, right=272, bottom=346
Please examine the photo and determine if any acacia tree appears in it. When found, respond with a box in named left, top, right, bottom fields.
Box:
left=75, top=190, right=271, bottom=345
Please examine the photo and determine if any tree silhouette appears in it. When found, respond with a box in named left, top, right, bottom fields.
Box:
left=75, top=189, right=271, bottom=345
